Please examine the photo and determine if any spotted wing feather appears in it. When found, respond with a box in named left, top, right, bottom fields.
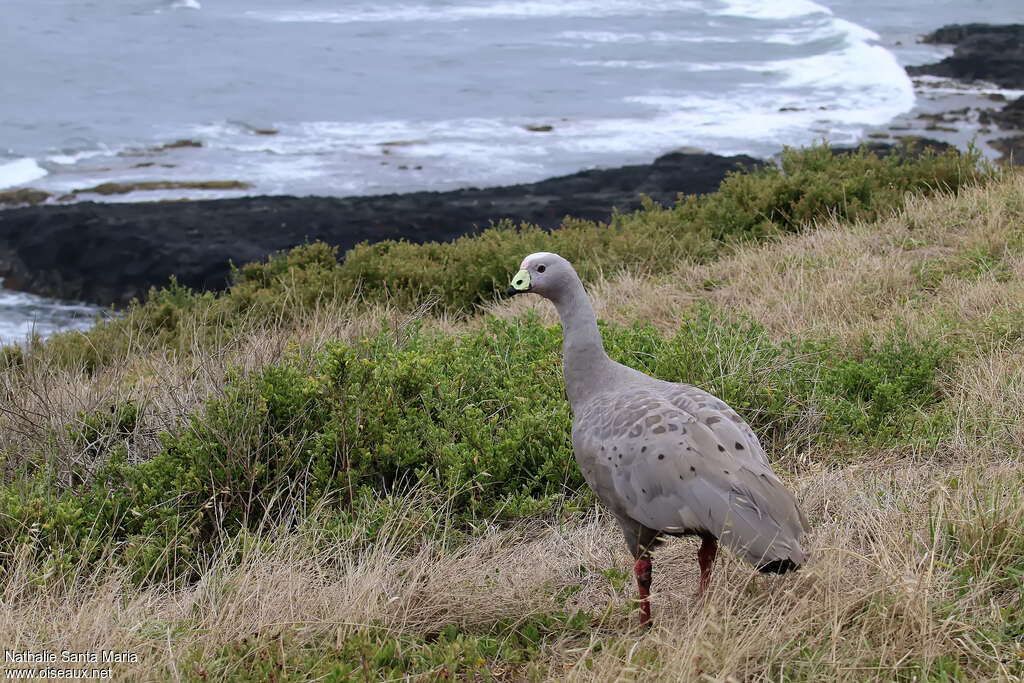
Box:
left=573, top=385, right=807, bottom=569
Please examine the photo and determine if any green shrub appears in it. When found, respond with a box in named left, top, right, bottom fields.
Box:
left=0, top=307, right=956, bottom=583
left=0, top=342, right=25, bottom=369
left=335, top=207, right=715, bottom=312
left=817, top=332, right=951, bottom=441
left=696, top=142, right=983, bottom=239
left=226, top=240, right=347, bottom=316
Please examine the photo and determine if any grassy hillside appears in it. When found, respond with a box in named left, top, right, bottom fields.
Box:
left=1, top=146, right=1022, bottom=680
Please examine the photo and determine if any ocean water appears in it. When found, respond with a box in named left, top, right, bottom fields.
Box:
left=0, top=0, right=1019, bottom=342
left=0, top=280, right=103, bottom=344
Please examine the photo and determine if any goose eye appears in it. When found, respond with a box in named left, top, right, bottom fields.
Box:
left=537, top=265, right=546, bottom=273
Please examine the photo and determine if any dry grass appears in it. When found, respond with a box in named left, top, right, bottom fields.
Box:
left=489, top=171, right=1024, bottom=348
left=2, top=172, right=1023, bottom=680
left=1, top=445, right=1021, bottom=679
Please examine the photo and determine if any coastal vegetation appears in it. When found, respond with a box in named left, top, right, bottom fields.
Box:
left=2, top=144, right=1022, bottom=679
left=29, top=142, right=988, bottom=371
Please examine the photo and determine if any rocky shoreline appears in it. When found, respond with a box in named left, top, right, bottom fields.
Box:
left=906, top=23, right=1024, bottom=164
left=2, top=23, right=1023, bottom=309
left=907, top=24, right=1024, bottom=89
left=0, top=151, right=763, bottom=306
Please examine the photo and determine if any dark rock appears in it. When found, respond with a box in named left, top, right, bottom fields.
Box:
left=979, top=96, right=1024, bottom=131
left=907, top=24, right=1024, bottom=89
left=920, top=24, right=1024, bottom=46
left=989, top=136, right=1024, bottom=165
left=158, top=139, right=203, bottom=150
left=378, top=140, right=427, bottom=147
left=917, top=108, right=970, bottom=123
left=831, top=138, right=954, bottom=158
left=0, top=151, right=763, bottom=306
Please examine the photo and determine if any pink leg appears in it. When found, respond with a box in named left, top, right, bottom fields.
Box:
left=697, top=536, right=718, bottom=595
left=635, top=558, right=652, bottom=625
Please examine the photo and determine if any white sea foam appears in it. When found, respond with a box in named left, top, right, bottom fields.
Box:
left=777, top=41, right=910, bottom=92
left=247, top=0, right=701, bottom=24
left=175, top=69, right=905, bottom=193
left=153, top=0, right=200, bottom=14
left=0, top=158, right=47, bottom=189
left=563, top=58, right=737, bottom=72
left=555, top=30, right=647, bottom=44
left=620, top=85, right=897, bottom=143
left=830, top=18, right=880, bottom=43
left=622, top=53, right=913, bottom=137
left=763, top=17, right=874, bottom=46
left=46, top=148, right=117, bottom=165
left=555, top=30, right=737, bottom=45
left=0, top=282, right=103, bottom=345
left=910, top=75, right=1024, bottom=100
left=713, top=0, right=831, bottom=21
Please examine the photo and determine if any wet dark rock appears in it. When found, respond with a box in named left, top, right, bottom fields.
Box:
left=0, top=151, right=763, bottom=306
left=989, top=136, right=1024, bottom=165
left=979, top=96, right=1024, bottom=131
left=917, top=108, right=970, bottom=123
left=907, top=24, right=1024, bottom=89
left=378, top=140, right=427, bottom=147
left=157, top=139, right=203, bottom=150
left=832, top=138, right=953, bottom=158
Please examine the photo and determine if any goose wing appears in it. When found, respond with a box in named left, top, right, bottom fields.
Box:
left=573, top=385, right=807, bottom=568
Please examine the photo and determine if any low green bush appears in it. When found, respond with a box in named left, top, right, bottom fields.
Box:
left=817, top=333, right=950, bottom=441
left=0, top=307, right=956, bottom=583
left=695, top=141, right=983, bottom=239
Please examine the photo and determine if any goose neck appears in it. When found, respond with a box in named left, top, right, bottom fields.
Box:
left=551, top=279, right=612, bottom=407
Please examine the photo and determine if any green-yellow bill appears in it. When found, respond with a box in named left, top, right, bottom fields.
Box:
left=508, top=269, right=530, bottom=294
